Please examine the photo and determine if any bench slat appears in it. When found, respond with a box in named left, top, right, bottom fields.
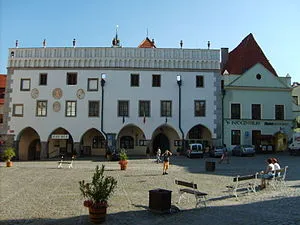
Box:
left=233, top=174, right=256, bottom=182
left=175, top=180, right=197, bottom=189
left=180, top=188, right=207, bottom=196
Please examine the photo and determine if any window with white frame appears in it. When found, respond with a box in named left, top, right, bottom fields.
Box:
left=13, top=104, right=24, bottom=117
left=89, top=101, right=99, bottom=117
left=195, top=100, right=206, bottom=117
left=231, top=103, right=241, bottom=119
left=36, top=100, right=47, bottom=117
left=66, top=101, right=77, bottom=117
left=20, top=79, right=30, bottom=91
left=118, top=100, right=129, bottom=117
left=88, top=78, right=99, bottom=91
left=161, top=100, right=172, bottom=117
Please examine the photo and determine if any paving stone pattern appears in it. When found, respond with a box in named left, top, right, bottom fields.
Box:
left=1, top=153, right=300, bottom=225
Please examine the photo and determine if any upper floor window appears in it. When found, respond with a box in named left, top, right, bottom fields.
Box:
left=13, top=104, right=24, bottom=117
left=161, top=100, right=172, bottom=117
left=89, top=101, right=100, bottom=117
left=67, top=73, right=77, bottom=85
left=88, top=78, right=98, bottom=91
left=131, top=74, right=139, bottom=87
left=20, top=79, right=30, bottom=91
left=196, top=76, right=204, bottom=88
left=293, top=96, right=298, bottom=105
left=36, top=100, right=47, bottom=117
left=231, top=103, right=241, bottom=119
left=195, top=100, right=206, bottom=117
left=275, top=105, right=284, bottom=120
left=39, top=73, right=47, bottom=85
left=66, top=101, right=77, bottom=117
left=139, top=100, right=150, bottom=117
left=252, top=104, right=261, bottom=120
left=152, top=75, right=161, bottom=87
left=118, top=100, right=129, bottom=117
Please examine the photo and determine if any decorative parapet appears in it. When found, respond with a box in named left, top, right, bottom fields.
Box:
left=7, top=47, right=220, bottom=70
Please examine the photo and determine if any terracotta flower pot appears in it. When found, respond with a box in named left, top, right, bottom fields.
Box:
left=119, top=160, right=128, bottom=170
left=6, top=161, right=13, bottom=167
left=89, top=206, right=107, bottom=224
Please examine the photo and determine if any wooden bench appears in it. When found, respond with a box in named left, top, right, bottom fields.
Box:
left=57, top=156, right=74, bottom=169
left=227, top=173, right=259, bottom=200
left=175, top=179, right=208, bottom=208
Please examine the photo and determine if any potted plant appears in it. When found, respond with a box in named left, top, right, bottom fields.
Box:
left=118, top=149, right=128, bottom=170
left=2, top=147, right=16, bottom=167
left=79, top=164, right=117, bottom=224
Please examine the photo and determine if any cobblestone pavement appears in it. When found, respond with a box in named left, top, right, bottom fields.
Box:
left=1, top=153, right=300, bottom=225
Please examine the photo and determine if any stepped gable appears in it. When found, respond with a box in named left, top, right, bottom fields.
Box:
left=138, top=37, right=156, bottom=48
left=222, top=33, right=277, bottom=76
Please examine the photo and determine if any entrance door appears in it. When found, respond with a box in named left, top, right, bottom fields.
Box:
left=153, top=133, right=169, bottom=153
left=28, top=139, right=41, bottom=160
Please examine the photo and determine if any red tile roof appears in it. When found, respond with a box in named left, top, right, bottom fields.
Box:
left=222, top=33, right=277, bottom=76
left=138, top=37, right=156, bottom=48
left=0, top=74, right=6, bottom=88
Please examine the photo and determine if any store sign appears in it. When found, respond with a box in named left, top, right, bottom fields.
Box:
left=225, top=120, right=260, bottom=126
left=225, top=120, right=289, bottom=126
left=51, top=134, right=69, bottom=139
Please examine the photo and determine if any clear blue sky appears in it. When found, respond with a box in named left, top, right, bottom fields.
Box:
left=1, top=0, right=299, bottom=81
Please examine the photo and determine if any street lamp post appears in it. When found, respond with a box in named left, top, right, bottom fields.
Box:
left=177, top=75, right=185, bottom=150
left=100, top=73, right=107, bottom=148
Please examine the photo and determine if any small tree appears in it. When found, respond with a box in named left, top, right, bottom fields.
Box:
left=2, top=147, right=16, bottom=162
left=79, top=165, right=117, bottom=208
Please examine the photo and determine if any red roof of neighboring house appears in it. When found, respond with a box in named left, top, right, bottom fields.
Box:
left=138, top=37, right=156, bottom=48
left=222, top=33, right=277, bottom=76
left=0, top=74, right=6, bottom=88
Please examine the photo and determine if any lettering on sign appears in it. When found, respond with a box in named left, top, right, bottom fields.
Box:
left=51, top=134, right=69, bottom=139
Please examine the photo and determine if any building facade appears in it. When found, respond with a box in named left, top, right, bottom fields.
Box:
left=5, top=38, right=221, bottom=160
left=221, top=34, right=293, bottom=151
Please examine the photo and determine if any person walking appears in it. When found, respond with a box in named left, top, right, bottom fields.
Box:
left=219, top=144, right=229, bottom=164
left=162, top=149, right=172, bottom=175
left=156, top=148, right=161, bottom=163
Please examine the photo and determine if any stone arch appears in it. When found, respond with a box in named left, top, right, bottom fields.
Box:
left=16, top=127, right=41, bottom=161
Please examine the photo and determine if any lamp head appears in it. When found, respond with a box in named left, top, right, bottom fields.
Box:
left=177, top=75, right=182, bottom=86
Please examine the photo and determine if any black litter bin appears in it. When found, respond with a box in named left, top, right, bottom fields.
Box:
left=206, top=160, right=216, bottom=172
left=149, top=188, right=172, bottom=213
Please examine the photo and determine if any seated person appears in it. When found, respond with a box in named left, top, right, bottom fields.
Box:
left=272, top=158, right=281, bottom=177
left=260, top=158, right=275, bottom=189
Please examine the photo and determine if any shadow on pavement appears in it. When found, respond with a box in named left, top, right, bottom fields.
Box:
left=1, top=196, right=300, bottom=225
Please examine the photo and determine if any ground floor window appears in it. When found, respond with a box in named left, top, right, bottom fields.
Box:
left=252, top=130, right=261, bottom=145
left=92, top=136, right=105, bottom=148
left=231, top=130, right=241, bottom=145
left=120, top=136, right=134, bottom=149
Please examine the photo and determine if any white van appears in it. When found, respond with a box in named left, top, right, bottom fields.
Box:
left=186, top=143, right=204, bottom=158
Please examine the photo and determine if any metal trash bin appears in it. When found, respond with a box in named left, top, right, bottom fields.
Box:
left=149, top=188, right=172, bottom=213
left=205, top=160, right=215, bottom=172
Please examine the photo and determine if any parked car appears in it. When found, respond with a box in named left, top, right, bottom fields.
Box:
left=232, top=145, right=255, bottom=156
left=209, top=146, right=224, bottom=157
left=186, top=143, right=204, bottom=158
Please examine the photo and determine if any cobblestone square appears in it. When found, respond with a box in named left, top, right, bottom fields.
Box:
left=1, top=153, right=300, bottom=225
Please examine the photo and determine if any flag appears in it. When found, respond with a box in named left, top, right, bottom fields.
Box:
left=143, top=112, right=146, bottom=124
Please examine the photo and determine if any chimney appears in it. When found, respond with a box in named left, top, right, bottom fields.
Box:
left=221, top=48, right=229, bottom=71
